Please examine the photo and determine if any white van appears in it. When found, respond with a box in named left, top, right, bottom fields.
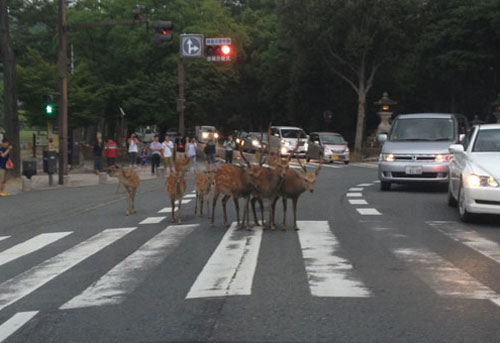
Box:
left=271, top=126, right=308, bottom=157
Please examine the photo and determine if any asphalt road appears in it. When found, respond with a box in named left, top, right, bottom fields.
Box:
left=0, top=161, right=499, bottom=343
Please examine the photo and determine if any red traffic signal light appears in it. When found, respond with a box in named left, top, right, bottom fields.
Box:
left=221, top=45, right=231, bottom=56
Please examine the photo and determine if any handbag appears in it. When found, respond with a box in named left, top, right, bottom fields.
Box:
left=6, top=159, right=13, bottom=170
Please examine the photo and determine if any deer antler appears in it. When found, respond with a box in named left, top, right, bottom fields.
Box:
left=287, top=133, right=301, bottom=164
left=237, top=141, right=251, bottom=168
left=258, top=131, right=266, bottom=166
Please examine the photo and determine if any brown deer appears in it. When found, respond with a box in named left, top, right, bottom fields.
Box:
left=108, top=165, right=140, bottom=216
left=194, top=171, right=215, bottom=217
left=271, top=156, right=322, bottom=230
left=166, top=159, right=190, bottom=223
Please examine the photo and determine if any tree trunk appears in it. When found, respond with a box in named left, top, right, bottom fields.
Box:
left=354, top=88, right=367, bottom=155
left=0, top=0, right=21, bottom=176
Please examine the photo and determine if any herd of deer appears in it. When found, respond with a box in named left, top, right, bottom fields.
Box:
left=108, top=125, right=322, bottom=230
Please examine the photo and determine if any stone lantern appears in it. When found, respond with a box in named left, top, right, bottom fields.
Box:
left=374, top=92, right=397, bottom=136
left=491, top=93, right=500, bottom=123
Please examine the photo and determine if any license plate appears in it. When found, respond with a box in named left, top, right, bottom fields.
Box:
left=405, top=166, right=423, bottom=175
left=331, top=155, right=339, bottom=160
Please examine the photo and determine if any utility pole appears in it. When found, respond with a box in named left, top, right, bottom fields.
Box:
left=177, top=57, right=185, bottom=136
left=57, top=0, right=68, bottom=185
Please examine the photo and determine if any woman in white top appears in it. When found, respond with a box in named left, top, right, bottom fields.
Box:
left=186, top=138, right=198, bottom=171
left=128, top=133, right=140, bottom=166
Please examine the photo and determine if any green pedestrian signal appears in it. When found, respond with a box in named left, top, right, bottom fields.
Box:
left=42, top=94, right=55, bottom=117
left=45, top=104, right=54, bottom=115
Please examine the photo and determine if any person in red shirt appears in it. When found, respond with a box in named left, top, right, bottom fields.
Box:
left=104, top=138, right=118, bottom=166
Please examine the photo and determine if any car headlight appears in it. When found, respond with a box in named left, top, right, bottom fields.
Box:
left=280, top=147, right=288, bottom=155
left=435, top=154, right=453, bottom=163
left=344, top=147, right=349, bottom=153
left=214, top=132, right=219, bottom=139
left=202, top=132, right=209, bottom=139
left=466, top=174, right=499, bottom=188
left=235, top=138, right=241, bottom=144
left=252, top=139, right=260, bottom=147
left=379, top=153, right=395, bottom=162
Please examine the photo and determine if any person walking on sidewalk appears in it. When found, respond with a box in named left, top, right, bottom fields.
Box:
left=175, top=133, right=186, bottom=162
left=93, top=137, right=105, bottom=174
left=204, top=138, right=216, bottom=171
left=223, top=135, right=236, bottom=164
left=127, top=132, right=140, bottom=167
left=186, top=138, right=198, bottom=171
left=0, top=138, right=13, bottom=196
left=162, top=135, right=174, bottom=174
left=104, top=138, right=118, bottom=166
left=149, top=135, right=163, bottom=175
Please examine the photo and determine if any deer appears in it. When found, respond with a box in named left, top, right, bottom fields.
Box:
left=108, top=165, right=140, bottom=216
left=165, top=158, right=191, bottom=223
left=270, top=155, right=322, bottom=230
left=194, top=170, right=216, bottom=217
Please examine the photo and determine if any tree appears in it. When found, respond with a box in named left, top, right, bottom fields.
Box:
left=0, top=0, right=20, bottom=176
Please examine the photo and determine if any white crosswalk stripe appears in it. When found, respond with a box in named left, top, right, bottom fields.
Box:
left=0, top=237, right=9, bottom=242
left=0, top=232, right=72, bottom=267
left=61, top=224, right=198, bottom=309
left=0, top=228, right=135, bottom=312
left=0, top=311, right=38, bottom=343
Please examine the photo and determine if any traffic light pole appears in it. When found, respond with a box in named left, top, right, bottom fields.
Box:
left=57, top=0, right=68, bottom=185
left=178, top=57, right=185, bottom=136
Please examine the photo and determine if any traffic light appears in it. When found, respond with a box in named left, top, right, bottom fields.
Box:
left=43, top=94, right=55, bottom=117
left=153, top=21, right=175, bottom=44
left=205, top=38, right=232, bottom=62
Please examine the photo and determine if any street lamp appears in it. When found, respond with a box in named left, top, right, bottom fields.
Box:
left=374, top=92, right=397, bottom=135
left=491, top=93, right=500, bottom=123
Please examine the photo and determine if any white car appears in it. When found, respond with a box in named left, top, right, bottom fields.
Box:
left=448, top=124, right=500, bottom=222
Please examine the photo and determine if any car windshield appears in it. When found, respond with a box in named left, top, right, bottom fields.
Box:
left=201, top=126, right=215, bottom=132
left=389, top=118, right=456, bottom=142
left=281, top=129, right=307, bottom=138
left=473, top=129, right=500, bottom=152
left=320, top=135, right=345, bottom=144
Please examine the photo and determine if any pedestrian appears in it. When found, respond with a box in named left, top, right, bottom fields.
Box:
left=223, top=135, right=236, bottom=163
left=162, top=135, right=174, bottom=174
left=127, top=132, right=140, bottom=167
left=104, top=137, right=118, bottom=166
left=186, top=138, right=198, bottom=171
left=0, top=138, right=13, bottom=197
left=175, top=133, right=186, bottom=162
left=204, top=138, right=216, bottom=171
left=140, top=146, right=148, bottom=171
left=149, top=135, right=163, bottom=175
left=93, top=137, right=105, bottom=174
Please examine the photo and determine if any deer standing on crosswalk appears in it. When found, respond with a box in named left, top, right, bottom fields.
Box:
left=166, top=159, right=191, bottom=223
left=108, top=165, right=140, bottom=216
left=195, top=171, right=215, bottom=217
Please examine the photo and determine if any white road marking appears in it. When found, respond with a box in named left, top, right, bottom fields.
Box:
left=356, top=208, right=381, bottom=216
left=297, top=221, right=371, bottom=297
left=356, top=183, right=374, bottom=187
left=346, top=193, right=363, bottom=197
left=349, top=199, right=368, bottom=205
left=158, top=200, right=192, bottom=213
left=184, top=194, right=196, bottom=199
left=427, top=221, right=500, bottom=265
left=61, top=224, right=198, bottom=309
left=0, top=228, right=135, bottom=312
left=139, top=217, right=167, bottom=225
left=0, top=237, right=9, bottom=242
left=186, top=223, right=263, bottom=299
left=0, top=311, right=38, bottom=343
left=373, top=180, right=381, bottom=184
left=0, top=232, right=72, bottom=267
left=349, top=188, right=363, bottom=191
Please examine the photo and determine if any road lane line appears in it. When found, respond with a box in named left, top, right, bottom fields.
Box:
left=427, top=222, right=500, bottom=265
left=0, top=228, right=135, bottom=312
left=297, top=221, right=371, bottom=297
left=139, top=217, right=167, bottom=225
left=0, top=232, right=72, bottom=267
left=356, top=208, right=381, bottom=216
left=349, top=199, right=368, bottom=205
left=186, top=223, right=263, bottom=299
left=184, top=194, right=196, bottom=199
left=346, top=193, right=363, bottom=197
left=356, top=183, right=373, bottom=187
left=348, top=188, right=363, bottom=191
left=61, top=224, right=198, bottom=309
left=0, top=237, right=9, bottom=242
left=0, top=311, right=38, bottom=343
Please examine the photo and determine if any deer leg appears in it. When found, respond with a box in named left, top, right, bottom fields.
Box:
left=126, top=192, right=131, bottom=216
left=251, top=197, right=260, bottom=226
left=195, top=192, right=198, bottom=215
left=177, top=198, right=182, bottom=224
left=292, top=197, right=299, bottom=230
left=211, top=188, right=220, bottom=226
left=222, top=194, right=231, bottom=228
left=200, top=194, right=204, bottom=216
left=233, top=196, right=242, bottom=229
left=171, top=198, right=176, bottom=222
left=245, top=196, right=251, bottom=230
left=206, top=195, right=210, bottom=219
left=281, top=197, right=287, bottom=231
left=259, top=198, right=265, bottom=227
left=131, top=189, right=136, bottom=214
left=270, top=196, right=279, bottom=230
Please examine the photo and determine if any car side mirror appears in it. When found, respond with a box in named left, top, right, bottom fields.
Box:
left=377, top=134, right=387, bottom=143
left=449, top=144, right=464, bottom=154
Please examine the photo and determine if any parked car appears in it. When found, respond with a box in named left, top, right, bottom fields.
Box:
left=448, top=124, right=500, bottom=222
left=378, top=113, right=469, bottom=191
left=306, top=132, right=349, bottom=164
left=271, top=126, right=308, bottom=157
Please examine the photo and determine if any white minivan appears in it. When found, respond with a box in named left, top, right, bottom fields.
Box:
left=271, top=126, right=308, bottom=157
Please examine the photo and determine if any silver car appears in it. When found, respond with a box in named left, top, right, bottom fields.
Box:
left=378, top=113, right=468, bottom=191
left=306, top=132, right=350, bottom=164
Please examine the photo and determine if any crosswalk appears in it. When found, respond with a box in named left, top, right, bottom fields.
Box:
left=1, top=219, right=500, bottom=341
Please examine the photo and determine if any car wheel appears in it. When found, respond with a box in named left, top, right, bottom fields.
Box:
left=344, top=161, right=349, bottom=165
left=458, top=184, right=473, bottom=222
left=447, top=181, right=458, bottom=207
left=380, top=181, right=391, bottom=191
